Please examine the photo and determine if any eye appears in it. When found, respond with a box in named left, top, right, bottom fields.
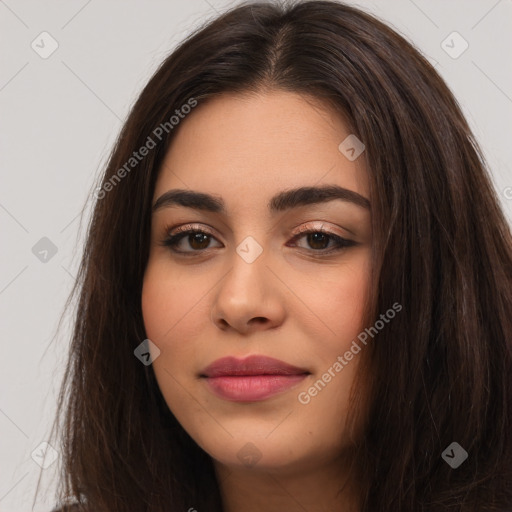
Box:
left=287, top=228, right=356, bottom=253
left=160, top=225, right=222, bottom=254
left=159, top=224, right=357, bottom=256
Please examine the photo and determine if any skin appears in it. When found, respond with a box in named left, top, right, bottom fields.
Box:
left=141, top=90, right=372, bottom=512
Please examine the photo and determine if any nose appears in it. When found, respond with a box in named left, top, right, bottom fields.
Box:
left=210, top=247, right=286, bottom=335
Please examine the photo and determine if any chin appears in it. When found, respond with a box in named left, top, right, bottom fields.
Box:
left=197, top=431, right=319, bottom=473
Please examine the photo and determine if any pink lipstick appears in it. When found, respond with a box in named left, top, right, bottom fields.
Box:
left=200, top=355, right=310, bottom=402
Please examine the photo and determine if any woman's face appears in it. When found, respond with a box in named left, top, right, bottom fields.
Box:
left=142, top=90, right=372, bottom=474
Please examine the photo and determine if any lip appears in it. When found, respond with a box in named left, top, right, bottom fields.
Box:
left=200, top=355, right=310, bottom=402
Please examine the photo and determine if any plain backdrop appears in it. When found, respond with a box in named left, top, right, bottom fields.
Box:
left=1, top=0, right=511, bottom=510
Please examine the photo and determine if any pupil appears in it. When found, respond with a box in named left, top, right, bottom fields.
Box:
left=190, top=233, right=210, bottom=249
left=308, top=232, right=328, bottom=249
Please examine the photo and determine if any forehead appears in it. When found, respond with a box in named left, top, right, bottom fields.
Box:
left=154, top=90, right=368, bottom=208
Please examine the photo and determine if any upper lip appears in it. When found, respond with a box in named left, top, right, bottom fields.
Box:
left=200, top=355, right=310, bottom=377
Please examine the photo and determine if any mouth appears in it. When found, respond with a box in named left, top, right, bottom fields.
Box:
left=199, top=355, right=310, bottom=402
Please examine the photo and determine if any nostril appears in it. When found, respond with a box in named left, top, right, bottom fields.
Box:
left=249, top=317, right=268, bottom=325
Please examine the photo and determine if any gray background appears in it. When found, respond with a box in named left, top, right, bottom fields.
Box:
left=1, top=0, right=511, bottom=510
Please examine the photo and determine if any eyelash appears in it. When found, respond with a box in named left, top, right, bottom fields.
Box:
left=159, top=224, right=357, bottom=256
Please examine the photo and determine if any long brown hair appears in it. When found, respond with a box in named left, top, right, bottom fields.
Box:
left=47, top=1, right=512, bottom=510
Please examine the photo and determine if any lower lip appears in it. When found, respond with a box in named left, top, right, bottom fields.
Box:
left=203, top=374, right=308, bottom=402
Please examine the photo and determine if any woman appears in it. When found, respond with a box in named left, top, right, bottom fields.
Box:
left=48, top=1, right=512, bottom=510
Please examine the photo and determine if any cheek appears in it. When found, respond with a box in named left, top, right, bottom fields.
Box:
left=331, top=267, right=368, bottom=333
left=141, top=261, right=209, bottom=344
left=141, top=267, right=175, bottom=342
left=293, top=256, right=370, bottom=353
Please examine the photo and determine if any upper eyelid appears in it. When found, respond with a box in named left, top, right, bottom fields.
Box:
left=166, top=222, right=348, bottom=241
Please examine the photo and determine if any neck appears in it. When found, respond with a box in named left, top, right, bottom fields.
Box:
left=213, top=454, right=360, bottom=512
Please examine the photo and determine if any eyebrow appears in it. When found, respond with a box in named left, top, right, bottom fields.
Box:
left=152, top=185, right=370, bottom=214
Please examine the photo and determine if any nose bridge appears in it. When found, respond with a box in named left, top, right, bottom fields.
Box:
left=211, top=233, right=285, bottom=331
left=221, top=235, right=268, bottom=302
